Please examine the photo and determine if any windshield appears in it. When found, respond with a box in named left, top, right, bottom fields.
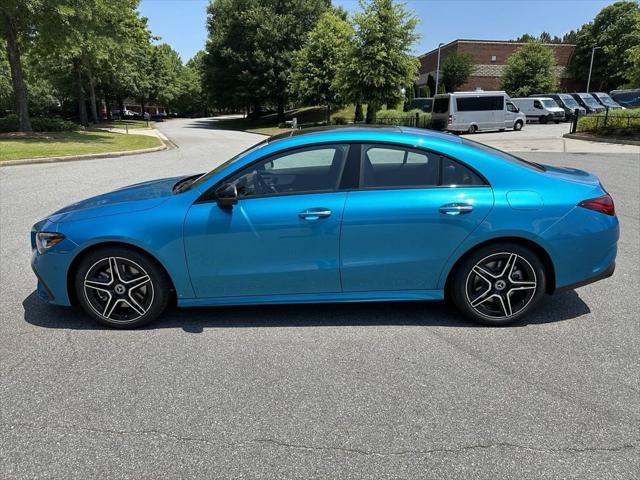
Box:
left=186, top=139, right=268, bottom=191
left=595, top=93, right=618, bottom=106
left=559, top=94, right=579, bottom=108
left=542, top=99, right=558, bottom=109
left=580, top=94, right=601, bottom=107
left=461, top=138, right=545, bottom=172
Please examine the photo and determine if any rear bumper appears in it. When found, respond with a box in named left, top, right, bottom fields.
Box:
left=556, top=261, right=615, bottom=293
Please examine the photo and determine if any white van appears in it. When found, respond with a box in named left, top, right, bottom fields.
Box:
left=512, top=97, right=565, bottom=123
left=431, top=91, right=526, bottom=134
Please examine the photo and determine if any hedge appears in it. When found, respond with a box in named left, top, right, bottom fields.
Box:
left=0, top=114, right=81, bottom=133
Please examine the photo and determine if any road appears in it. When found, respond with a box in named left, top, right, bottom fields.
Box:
left=1, top=118, right=638, bottom=479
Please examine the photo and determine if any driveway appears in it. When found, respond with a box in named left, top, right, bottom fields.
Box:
left=466, top=123, right=639, bottom=154
left=1, top=118, right=638, bottom=479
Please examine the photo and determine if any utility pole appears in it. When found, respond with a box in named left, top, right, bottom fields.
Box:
left=586, top=46, right=600, bottom=92
left=434, top=42, right=444, bottom=95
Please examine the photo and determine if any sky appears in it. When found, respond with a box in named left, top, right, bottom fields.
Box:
left=138, top=0, right=618, bottom=63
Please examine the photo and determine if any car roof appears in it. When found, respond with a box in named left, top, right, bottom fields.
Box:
left=268, top=125, right=462, bottom=145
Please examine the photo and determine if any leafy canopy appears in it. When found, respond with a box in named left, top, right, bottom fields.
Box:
left=440, top=53, right=473, bottom=93
left=569, top=1, right=640, bottom=90
left=500, top=42, right=558, bottom=97
left=336, top=0, right=419, bottom=119
left=290, top=10, right=353, bottom=116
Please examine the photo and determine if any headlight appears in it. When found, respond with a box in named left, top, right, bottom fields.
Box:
left=36, top=232, right=65, bottom=254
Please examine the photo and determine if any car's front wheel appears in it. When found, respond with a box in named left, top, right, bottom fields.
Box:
left=450, top=243, right=546, bottom=326
left=514, top=120, right=523, bottom=131
left=74, top=247, right=170, bottom=328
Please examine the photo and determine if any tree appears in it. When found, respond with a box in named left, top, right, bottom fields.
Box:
left=0, top=0, right=38, bottom=131
left=291, top=10, right=353, bottom=122
left=336, top=0, right=419, bottom=124
left=440, top=53, right=473, bottom=92
left=500, top=42, right=558, bottom=96
left=628, top=46, right=640, bottom=88
left=569, top=1, right=640, bottom=91
left=205, top=0, right=329, bottom=120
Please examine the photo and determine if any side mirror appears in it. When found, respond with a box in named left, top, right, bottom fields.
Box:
left=215, top=183, right=238, bottom=208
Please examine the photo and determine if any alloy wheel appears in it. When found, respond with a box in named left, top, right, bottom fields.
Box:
left=465, top=252, right=537, bottom=320
left=83, top=256, right=154, bottom=323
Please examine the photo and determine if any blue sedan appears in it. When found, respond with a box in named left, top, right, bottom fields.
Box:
left=31, top=126, right=618, bottom=327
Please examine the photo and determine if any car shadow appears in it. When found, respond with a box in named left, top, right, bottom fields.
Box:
left=22, top=290, right=590, bottom=333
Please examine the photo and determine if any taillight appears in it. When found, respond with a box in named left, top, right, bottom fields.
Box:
left=578, top=194, right=615, bottom=216
left=448, top=115, right=452, bottom=124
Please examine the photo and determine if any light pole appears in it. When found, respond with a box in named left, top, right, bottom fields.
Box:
left=434, top=42, right=444, bottom=95
left=586, top=46, right=600, bottom=92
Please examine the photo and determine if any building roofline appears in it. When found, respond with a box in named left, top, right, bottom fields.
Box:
left=418, top=39, right=577, bottom=58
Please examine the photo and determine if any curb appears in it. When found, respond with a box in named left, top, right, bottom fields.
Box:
left=0, top=133, right=175, bottom=167
left=563, top=133, right=640, bottom=147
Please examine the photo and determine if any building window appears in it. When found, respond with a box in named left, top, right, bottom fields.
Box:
left=491, top=55, right=497, bottom=62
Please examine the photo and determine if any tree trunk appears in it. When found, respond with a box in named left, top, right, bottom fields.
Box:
left=354, top=103, right=363, bottom=122
left=365, top=103, right=377, bottom=124
left=2, top=12, right=31, bottom=132
left=326, top=104, right=331, bottom=123
left=276, top=97, right=285, bottom=123
left=87, top=67, right=99, bottom=124
left=118, top=96, right=125, bottom=117
left=73, top=58, right=88, bottom=126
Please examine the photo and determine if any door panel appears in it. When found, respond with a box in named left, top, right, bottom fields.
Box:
left=340, top=187, right=494, bottom=292
left=184, top=192, right=347, bottom=299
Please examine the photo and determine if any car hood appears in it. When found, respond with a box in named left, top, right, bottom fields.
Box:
left=47, top=175, right=188, bottom=223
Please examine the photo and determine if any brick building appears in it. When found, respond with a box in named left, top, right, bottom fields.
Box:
left=417, top=39, right=580, bottom=93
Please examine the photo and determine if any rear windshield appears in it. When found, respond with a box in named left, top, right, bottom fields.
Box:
left=433, top=97, right=450, bottom=114
left=461, top=138, right=545, bottom=172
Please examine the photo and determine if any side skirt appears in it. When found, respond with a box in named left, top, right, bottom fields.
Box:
left=178, top=290, right=445, bottom=308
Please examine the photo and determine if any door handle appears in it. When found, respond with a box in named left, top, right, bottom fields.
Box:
left=298, top=208, right=332, bottom=220
left=439, top=203, right=473, bottom=215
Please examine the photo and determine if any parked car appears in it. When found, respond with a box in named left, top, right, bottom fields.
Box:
left=431, top=91, right=526, bottom=133
left=408, top=97, right=433, bottom=113
left=512, top=97, right=565, bottom=123
left=530, top=93, right=585, bottom=120
left=570, top=93, right=606, bottom=114
left=610, top=89, right=640, bottom=108
left=122, top=109, right=141, bottom=118
left=31, top=126, right=618, bottom=328
left=591, top=92, right=623, bottom=110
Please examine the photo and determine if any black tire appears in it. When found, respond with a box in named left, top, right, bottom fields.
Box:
left=467, top=124, right=478, bottom=134
left=74, top=246, right=170, bottom=328
left=539, top=115, right=548, bottom=124
left=449, top=243, right=546, bottom=326
left=514, top=120, right=523, bottom=131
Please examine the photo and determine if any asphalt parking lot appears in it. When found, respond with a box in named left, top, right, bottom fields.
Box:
left=1, top=119, right=638, bottom=479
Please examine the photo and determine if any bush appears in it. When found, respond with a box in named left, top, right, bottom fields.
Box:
left=332, top=116, right=348, bottom=125
left=577, top=108, right=640, bottom=134
left=375, top=108, right=430, bottom=127
left=0, top=114, right=81, bottom=133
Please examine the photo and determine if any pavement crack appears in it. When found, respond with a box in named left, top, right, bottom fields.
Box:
left=2, top=422, right=637, bottom=456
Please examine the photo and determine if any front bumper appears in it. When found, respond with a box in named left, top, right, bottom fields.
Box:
left=31, top=249, right=74, bottom=306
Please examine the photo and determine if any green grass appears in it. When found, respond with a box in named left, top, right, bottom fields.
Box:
left=0, top=131, right=162, bottom=162
left=97, top=119, right=152, bottom=129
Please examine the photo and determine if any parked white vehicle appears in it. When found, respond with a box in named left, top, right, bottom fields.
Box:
left=431, top=91, right=525, bottom=134
left=512, top=97, right=565, bottom=124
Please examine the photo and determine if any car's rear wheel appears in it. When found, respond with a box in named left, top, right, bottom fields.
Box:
left=467, top=124, right=478, bottom=134
left=450, top=243, right=546, bottom=326
left=74, top=247, right=170, bottom=328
